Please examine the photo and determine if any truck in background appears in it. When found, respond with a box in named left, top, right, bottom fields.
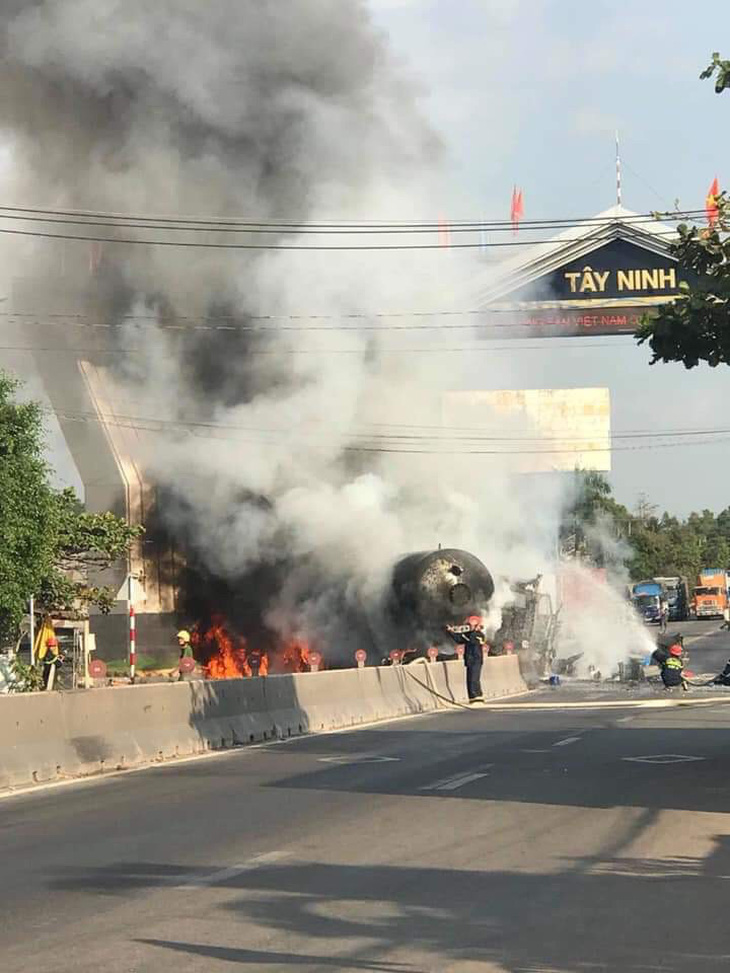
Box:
left=692, top=569, right=730, bottom=619
left=653, top=576, right=689, bottom=621
left=631, top=580, right=665, bottom=623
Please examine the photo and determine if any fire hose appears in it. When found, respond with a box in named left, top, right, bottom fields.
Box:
left=684, top=674, right=725, bottom=688
left=401, top=658, right=480, bottom=712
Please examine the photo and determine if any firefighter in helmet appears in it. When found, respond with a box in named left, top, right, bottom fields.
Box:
left=446, top=615, right=486, bottom=703
left=658, top=642, right=686, bottom=691
left=175, top=629, right=194, bottom=679
left=39, top=635, right=63, bottom=690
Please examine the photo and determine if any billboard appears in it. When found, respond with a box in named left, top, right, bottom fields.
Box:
left=482, top=233, right=695, bottom=337
left=442, top=388, right=611, bottom=473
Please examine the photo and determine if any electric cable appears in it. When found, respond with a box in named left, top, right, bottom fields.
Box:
left=0, top=223, right=684, bottom=251
left=0, top=201, right=707, bottom=229
left=46, top=409, right=730, bottom=455
left=40, top=405, right=730, bottom=443
left=0, top=209, right=703, bottom=236
left=2, top=340, right=637, bottom=355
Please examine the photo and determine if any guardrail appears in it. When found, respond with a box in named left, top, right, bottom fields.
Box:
left=0, top=656, right=527, bottom=791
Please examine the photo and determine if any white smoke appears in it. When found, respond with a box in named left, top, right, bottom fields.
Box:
left=557, top=562, right=655, bottom=679
left=0, top=1, right=645, bottom=667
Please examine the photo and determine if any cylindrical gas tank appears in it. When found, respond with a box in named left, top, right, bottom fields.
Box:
left=391, top=548, right=495, bottom=630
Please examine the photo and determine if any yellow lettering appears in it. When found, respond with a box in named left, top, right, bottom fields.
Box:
left=593, top=270, right=610, bottom=292
left=657, top=267, right=677, bottom=289
left=579, top=266, right=596, bottom=293
left=564, top=271, right=580, bottom=293
left=641, top=269, right=660, bottom=290
left=617, top=270, right=634, bottom=290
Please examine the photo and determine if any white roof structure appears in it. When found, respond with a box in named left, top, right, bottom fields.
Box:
left=466, top=205, right=680, bottom=309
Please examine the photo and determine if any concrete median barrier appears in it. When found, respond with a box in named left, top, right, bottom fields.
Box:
left=0, top=656, right=528, bottom=791
left=481, top=654, right=526, bottom=699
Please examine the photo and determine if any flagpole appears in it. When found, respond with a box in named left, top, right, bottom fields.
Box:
left=615, top=130, right=622, bottom=207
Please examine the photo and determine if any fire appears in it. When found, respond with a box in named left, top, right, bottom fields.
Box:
left=193, top=615, right=268, bottom=680
left=191, top=617, right=319, bottom=678
left=281, top=639, right=311, bottom=673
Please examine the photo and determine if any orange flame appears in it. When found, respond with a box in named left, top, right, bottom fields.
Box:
left=191, top=617, right=318, bottom=678
left=281, top=639, right=315, bottom=673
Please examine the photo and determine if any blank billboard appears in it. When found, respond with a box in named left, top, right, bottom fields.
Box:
left=442, top=387, right=611, bottom=473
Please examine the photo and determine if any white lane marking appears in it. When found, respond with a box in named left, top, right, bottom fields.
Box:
left=421, top=766, right=492, bottom=791
left=437, top=772, right=490, bottom=791
left=173, top=851, right=289, bottom=890
left=617, top=716, right=634, bottom=723
left=475, top=696, right=730, bottom=712
left=520, top=749, right=551, bottom=753
left=318, top=754, right=400, bottom=765
left=622, top=754, right=706, bottom=765
left=553, top=737, right=581, bottom=747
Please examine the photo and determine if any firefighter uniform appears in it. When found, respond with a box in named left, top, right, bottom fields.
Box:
left=448, top=619, right=486, bottom=701
left=660, top=648, right=685, bottom=689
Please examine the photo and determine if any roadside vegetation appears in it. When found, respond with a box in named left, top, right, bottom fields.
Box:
left=565, top=470, right=730, bottom=583
left=0, top=371, right=141, bottom=649
left=637, top=53, right=730, bottom=367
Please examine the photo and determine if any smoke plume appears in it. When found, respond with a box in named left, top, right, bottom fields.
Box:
left=0, top=1, right=634, bottom=666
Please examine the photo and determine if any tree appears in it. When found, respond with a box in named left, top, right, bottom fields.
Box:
left=0, top=374, right=58, bottom=644
left=635, top=53, right=730, bottom=367
left=700, top=52, right=730, bottom=93
left=560, top=470, right=631, bottom=566
left=0, top=372, right=141, bottom=646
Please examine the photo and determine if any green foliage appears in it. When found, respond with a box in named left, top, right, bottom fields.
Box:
left=636, top=196, right=730, bottom=368
left=563, top=471, right=730, bottom=584
left=560, top=471, right=631, bottom=568
left=9, top=656, right=44, bottom=693
left=0, top=374, right=58, bottom=644
left=700, top=52, right=730, bottom=93
left=636, top=53, right=730, bottom=367
left=105, top=653, right=169, bottom=676
left=0, top=372, right=142, bottom=645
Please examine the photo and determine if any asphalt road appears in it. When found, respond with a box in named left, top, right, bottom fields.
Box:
left=654, top=617, right=729, bottom=676
left=3, top=638, right=730, bottom=973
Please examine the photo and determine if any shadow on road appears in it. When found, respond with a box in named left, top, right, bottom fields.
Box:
left=48, top=834, right=730, bottom=971
left=262, top=724, right=730, bottom=814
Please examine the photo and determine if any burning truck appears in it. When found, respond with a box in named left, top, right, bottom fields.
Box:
left=188, top=546, right=557, bottom=685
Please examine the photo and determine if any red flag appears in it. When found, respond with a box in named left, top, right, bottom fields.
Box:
left=510, top=186, right=524, bottom=234
left=706, top=176, right=720, bottom=227
left=89, top=240, right=103, bottom=275
left=437, top=215, right=451, bottom=248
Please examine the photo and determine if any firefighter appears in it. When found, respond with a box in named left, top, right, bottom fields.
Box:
left=659, top=597, right=669, bottom=633
left=658, top=643, right=686, bottom=691
left=175, top=629, right=194, bottom=679
left=40, top=636, right=63, bottom=690
left=446, top=615, right=486, bottom=703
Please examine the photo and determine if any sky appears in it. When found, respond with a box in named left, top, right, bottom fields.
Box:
left=368, top=0, right=730, bottom=516
left=2, top=1, right=730, bottom=517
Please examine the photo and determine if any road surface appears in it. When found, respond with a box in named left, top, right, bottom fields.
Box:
left=2, top=627, right=730, bottom=973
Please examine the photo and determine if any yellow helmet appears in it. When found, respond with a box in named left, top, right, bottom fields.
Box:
left=176, top=629, right=191, bottom=643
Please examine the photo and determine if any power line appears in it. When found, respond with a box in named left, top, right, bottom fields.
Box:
left=51, top=409, right=730, bottom=455
left=0, top=339, right=639, bottom=357
left=44, top=406, right=730, bottom=448
left=1, top=303, right=661, bottom=329
left=0, top=208, right=704, bottom=236
left=0, top=223, right=683, bottom=251
left=0, top=202, right=707, bottom=230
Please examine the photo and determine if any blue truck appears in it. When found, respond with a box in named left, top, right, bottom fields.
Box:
left=631, top=580, right=665, bottom=624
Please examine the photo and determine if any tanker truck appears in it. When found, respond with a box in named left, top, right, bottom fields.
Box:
left=388, top=548, right=557, bottom=682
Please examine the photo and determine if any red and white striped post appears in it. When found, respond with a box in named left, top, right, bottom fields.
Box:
left=128, top=573, right=136, bottom=683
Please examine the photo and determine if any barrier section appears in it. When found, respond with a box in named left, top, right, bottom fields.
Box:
left=1, top=656, right=528, bottom=791
left=481, top=655, right=526, bottom=699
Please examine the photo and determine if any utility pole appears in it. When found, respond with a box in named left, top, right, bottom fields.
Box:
left=29, top=595, right=35, bottom=665
left=128, top=573, right=136, bottom=683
